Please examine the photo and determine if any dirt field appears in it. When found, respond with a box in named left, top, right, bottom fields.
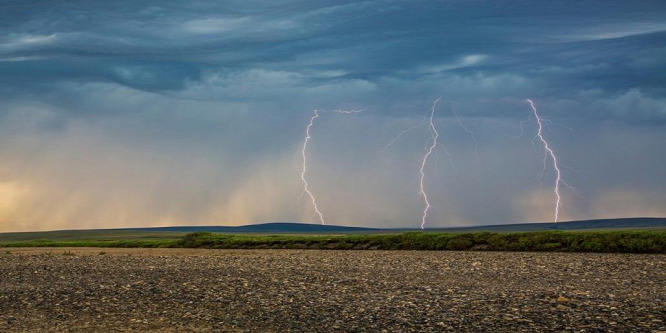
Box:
left=0, top=248, right=664, bottom=332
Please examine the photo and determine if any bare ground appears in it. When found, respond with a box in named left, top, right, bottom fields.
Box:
left=0, top=248, right=664, bottom=332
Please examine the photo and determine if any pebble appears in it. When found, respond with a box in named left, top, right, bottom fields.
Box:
left=0, top=248, right=663, bottom=332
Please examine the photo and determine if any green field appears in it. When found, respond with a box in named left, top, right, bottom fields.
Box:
left=1, top=230, right=664, bottom=253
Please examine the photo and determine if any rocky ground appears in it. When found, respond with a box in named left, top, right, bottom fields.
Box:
left=0, top=248, right=664, bottom=332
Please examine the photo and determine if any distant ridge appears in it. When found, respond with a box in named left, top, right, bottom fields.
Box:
left=127, top=222, right=379, bottom=234
left=128, top=217, right=666, bottom=233
left=427, top=217, right=666, bottom=232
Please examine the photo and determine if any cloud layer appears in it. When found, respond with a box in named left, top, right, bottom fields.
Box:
left=1, top=1, right=665, bottom=231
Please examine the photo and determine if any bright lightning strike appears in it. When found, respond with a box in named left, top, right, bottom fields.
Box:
left=299, top=108, right=366, bottom=225
left=300, top=110, right=325, bottom=225
left=526, top=99, right=565, bottom=222
left=419, top=98, right=441, bottom=229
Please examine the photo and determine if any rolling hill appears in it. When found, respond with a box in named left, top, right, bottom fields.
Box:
left=0, top=217, right=664, bottom=242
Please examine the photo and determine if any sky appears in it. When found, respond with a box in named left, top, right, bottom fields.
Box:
left=1, top=0, right=665, bottom=232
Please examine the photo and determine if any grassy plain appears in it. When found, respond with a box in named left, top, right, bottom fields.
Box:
left=0, top=230, right=664, bottom=253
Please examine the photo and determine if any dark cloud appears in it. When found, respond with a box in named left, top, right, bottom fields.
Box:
left=2, top=1, right=665, bottom=105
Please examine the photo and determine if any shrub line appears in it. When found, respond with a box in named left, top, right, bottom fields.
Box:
left=4, top=230, right=662, bottom=253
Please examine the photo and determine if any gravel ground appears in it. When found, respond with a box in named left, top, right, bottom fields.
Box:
left=0, top=248, right=664, bottom=332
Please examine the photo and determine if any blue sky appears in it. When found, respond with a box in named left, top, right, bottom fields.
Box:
left=1, top=1, right=665, bottom=231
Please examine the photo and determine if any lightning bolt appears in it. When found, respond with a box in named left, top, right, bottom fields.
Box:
left=326, top=108, right=367, bottom=114
left=419, top=98, right=441, bottom=229
left=526, top=99, right=565, bottom=222
left=299, top=108, right=366, bottom=225
left=381, top=115, right=427, bottom=152
left=300, top=110, right=325, bottom=225
left=451, top=102, right=479, bottom=162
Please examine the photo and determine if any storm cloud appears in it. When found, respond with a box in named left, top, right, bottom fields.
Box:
left=1, top=0, right=665, bottom=231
